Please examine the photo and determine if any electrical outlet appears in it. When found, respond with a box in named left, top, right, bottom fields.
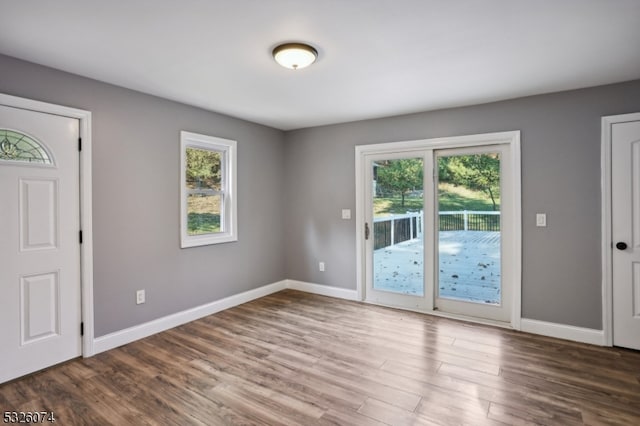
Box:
left=341, top=209, right=351, bottom=219
left=136, top=289, right=145, bottom=305
left=319, top=262, right=325, bottom=272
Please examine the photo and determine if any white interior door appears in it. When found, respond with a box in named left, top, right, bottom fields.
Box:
left=612, top=118, right=640, bottom=350
left=0, top=104, right=82, bottom=383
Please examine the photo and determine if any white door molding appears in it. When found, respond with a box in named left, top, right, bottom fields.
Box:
left=355, top=131, right=522, bottom=330
left=0, top=93, right=94, bottom=356
left=601, top=112, right=640, bottom=347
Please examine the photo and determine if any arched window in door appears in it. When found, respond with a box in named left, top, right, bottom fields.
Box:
left=0, top=129, right=53, bottom=164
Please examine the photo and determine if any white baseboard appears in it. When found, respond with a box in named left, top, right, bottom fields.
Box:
left=92, top=279, right=606, bottom=355
left=92, top=280, right=287, bottom=354
left=520, top=318, right=606, bottom=346
left=92, top=279, right=358, bottom=355
left=286, top=279, right=358, bottom=301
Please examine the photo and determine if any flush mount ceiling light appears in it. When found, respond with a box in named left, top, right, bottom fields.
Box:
left=272, top=43, right=318, bottom=70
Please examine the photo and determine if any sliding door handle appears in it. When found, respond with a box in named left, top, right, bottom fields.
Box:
left=365, top=223, right=370, bottom=240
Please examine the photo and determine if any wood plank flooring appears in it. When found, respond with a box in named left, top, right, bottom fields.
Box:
left=1, top=290, right=640, bottom=425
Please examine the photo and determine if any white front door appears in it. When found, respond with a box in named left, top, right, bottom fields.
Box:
left=0, top=104, right=82, bottom=383
left=612, top=117, right=640, bottom=350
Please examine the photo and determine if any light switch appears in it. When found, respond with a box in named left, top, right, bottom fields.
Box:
left=536, top=213, right=547, bottom=227
left=342, top=209, right=351, bottom=219
left=136, top=289, right=145, bottom=305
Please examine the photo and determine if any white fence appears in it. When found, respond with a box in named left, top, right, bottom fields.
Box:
left=374, top=210, right=500, bottom=249
left=373, top=211, right=423, bottom=248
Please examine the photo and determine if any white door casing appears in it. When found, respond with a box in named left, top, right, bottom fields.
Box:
left=0, top=103, right=85, bottom=383
left=609, top=117, right=640, bottom=350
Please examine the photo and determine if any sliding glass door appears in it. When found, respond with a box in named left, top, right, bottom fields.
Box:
left=362, top=141, right=514, bottom=323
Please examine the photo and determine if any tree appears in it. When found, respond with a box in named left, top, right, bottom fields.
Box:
left=186, top=147, right=221, bottom=190
left=376, top=158, right=423, bottom=207
left=445, top=154, right=501, bottom=210
left=438, top=156, right=453, bottom=182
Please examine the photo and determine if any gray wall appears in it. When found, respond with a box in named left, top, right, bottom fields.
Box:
left=0, top=54, right=286, bottom=337
left=4, top=52, right=640, bottom=334
left=284, top=80, right=640, bottom=330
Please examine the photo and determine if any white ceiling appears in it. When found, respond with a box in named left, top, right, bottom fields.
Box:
left=1, top=1, right=639, bottom=130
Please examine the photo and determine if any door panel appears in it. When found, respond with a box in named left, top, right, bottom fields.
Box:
left=437, top=152, right=501, bottom=304
left=20, top=178, right=59, bottom=251
left=365, top=151, right=432, bottom=310
left=434, top=146, right=510, bottom=322
left=0, top=104, right=81, bottom=383
left=372, top=156, right=424, bottom=296
left=612, top=119, right=640, bottom=350
left=21, top=271, right=60, bottom=344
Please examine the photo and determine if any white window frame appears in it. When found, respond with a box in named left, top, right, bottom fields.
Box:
left=180, top=131, right=237, bottom=248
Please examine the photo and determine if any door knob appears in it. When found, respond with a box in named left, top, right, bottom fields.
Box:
left=616, top=242, right=628, bottom=250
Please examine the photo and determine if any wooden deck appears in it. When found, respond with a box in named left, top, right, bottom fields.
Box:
left=374, top=231, right=501, bottom=303
left=1, top=290, right=639, bottom=425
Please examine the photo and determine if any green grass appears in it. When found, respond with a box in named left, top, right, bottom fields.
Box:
left=373, top=197, right=423, bottom=216
left=438, top=182, right=498, bottom=212
left=374, top=183, right=499, bottom=217
left=187, top=194, right=221, bottom=234
left=188, top=213, right=220, bottom=235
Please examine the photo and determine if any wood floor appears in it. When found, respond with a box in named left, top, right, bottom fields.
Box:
left=1, top=290, right=640, bottom=425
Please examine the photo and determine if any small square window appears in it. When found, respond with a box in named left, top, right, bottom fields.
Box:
left=180, top=131, right=237, bottom=247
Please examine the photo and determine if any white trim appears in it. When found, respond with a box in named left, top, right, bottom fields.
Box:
left=0, top=93, right=95, bottom=356
left=92, top=279, right=360, bottom=355
left=602, top=116, right=614, bottom=346
left=355, top=148, right=366, bottom=302
left=286, top=279, right=359, bottom=300
left=93, top=280, right=287, bottom=354
left=354, top=131, right=522, bottom=330
left=90, top=277, right=606, bottom=355
left=298, top=279, right=602, bottom=345
left=287, top=280, right=604, bottom=346
left=520, top=318, right=605, bottom=346
left=510, top=132, right=522, bottom=330
left=601, top=112, right=640, bottom=347
left=355, top=131, right=520, bottom=154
